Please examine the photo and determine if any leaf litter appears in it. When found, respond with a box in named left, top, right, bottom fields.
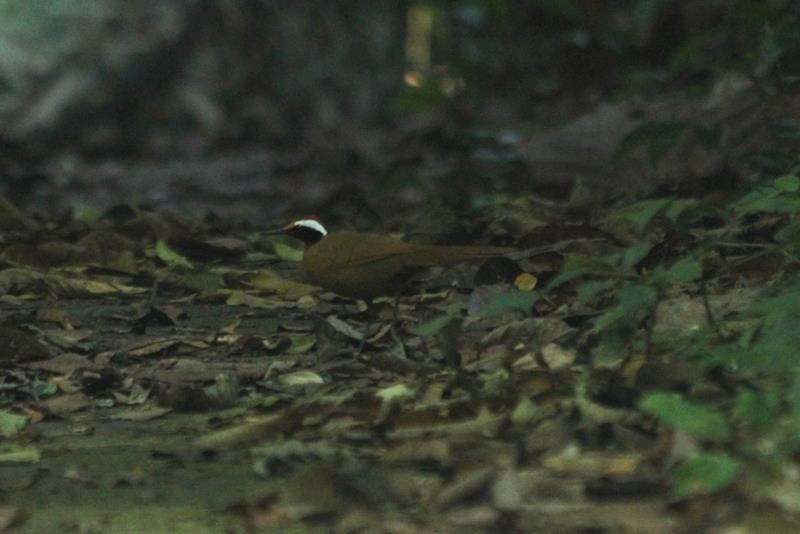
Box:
left=0, top=164, right=797, bottom=533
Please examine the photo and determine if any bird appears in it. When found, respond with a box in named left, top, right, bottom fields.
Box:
left=270, top=217, right=512, bottom=300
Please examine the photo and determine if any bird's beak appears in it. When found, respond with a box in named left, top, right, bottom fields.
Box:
left=258, top=223, right=291, bottom=236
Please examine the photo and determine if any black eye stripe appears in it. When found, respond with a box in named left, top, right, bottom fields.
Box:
left=286, top=225, right=324, bottom=244
left=293, top=220, right=327, bottom=235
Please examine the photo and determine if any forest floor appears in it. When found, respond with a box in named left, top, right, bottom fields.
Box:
left=0, top=123, right=797, bottom=534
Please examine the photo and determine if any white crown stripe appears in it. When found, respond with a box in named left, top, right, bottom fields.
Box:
left=293, top=219, right=328, bottom=236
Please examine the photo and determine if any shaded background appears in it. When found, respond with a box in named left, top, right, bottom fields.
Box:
left=0, top=0, right=798, bottom=225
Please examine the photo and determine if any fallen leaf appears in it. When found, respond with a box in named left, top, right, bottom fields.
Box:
left=0, top=445, right=40, bottom=464
left=540, top=343, right=576, bottom=371
left=277, top=370, right=325, bottom=386
left=327, top=316, right=365, bottom=341
left=155, top=240, right=194, bottom=269
left=514, top=272, right=538, bottom=291
left=108, top=407, right=172, bottom=421
left=23, top=353, right=95, bottom=375
left=39, top=392, right=91, bottom=415
left=375, top=383, right=414, bottom=404
left=123, top=338, right=184, bottom=358
left=0, top=327, right=51, bottom=364
left=286, top=334, right=316, bottom=354
left=227, top=290, right=281, bottom=309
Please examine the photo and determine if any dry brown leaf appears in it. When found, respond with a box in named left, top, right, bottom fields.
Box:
left=39, top=392, right=91, bottom=415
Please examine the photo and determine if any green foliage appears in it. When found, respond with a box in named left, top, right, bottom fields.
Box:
left=576, top=280, right=614, bottom=303
left=711, top=283, right=800, bottom=373
left=673, top=453, right=742, bottom=499
left=734, top=387, right=781, bottom=435
left=650, top=258, right=703, bottom=285
left=616, top=197, right=710, bottom=236
left=619, top=243, right=652, bottom=273
left=733, top=173, right=800, bottom=216
left=545, top=259, right=590, bottom=290
left=665, top=0, right=800, bottom=84
left=545, top=152, right=800, bottom=500
left=620, top=198, right=674, bottom=235
left=412, top=310, right=461, bottom=338
left=791, top=370, right=800, bottom=426
left=412, top=309, right=464, bottom=367
left=24, top=378, right=58, bottom=399
left=593, top=283, right=657, bottom=333
left=774, top=173, right=800, bottom=192
left=640, top=392, right=731, bottom=440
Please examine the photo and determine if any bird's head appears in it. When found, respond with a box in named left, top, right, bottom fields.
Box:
left=275, top=217, right=328, bottom=245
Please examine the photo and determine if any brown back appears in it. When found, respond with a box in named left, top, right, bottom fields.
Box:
left=302, top=231, right=509, bottom=298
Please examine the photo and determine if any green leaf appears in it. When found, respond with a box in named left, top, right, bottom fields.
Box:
left=28, top=379, right=58, bottom=398
left=791, top=369, right=800, bottom=426
left=663, top=197, right=707, bottom=225
left=734, top=188, right=800, bottom=216
left=593, top=327, right=632, bottom=368
left=654, top=258, right=703, bottom=284
left=0, top=410, right=29, bottom=438
left=593, top=283, right=657, bottom=332
left=412, top=311, right=464, bottom=368
left=620, top=198, right=673, bottom=235
left=673, top=453, right=742, bottom=498
left=576, top=280, right=615, bottom=303
left=155, top=240, right=193, bottom=269
left=620, top=243, right=652, bottom=272
left=774, top=173, right=800, bottom=192
left=479, top=291, right=537, bottom=317
left=412, top=312, right=461, bottom=338
left=546, top=264, right=589, bottom=290
left=640, top=392, right=731, bottom=440
left=774, top=219, right=800, bottom=244
left=547, top=255, right=590, bottom=289
left=734, top=387, right=780, bottom=434
left=714, top=286, right=800, bottom=373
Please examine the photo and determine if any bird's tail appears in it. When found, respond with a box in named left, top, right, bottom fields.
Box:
left=403, top=244, right=512, bottom=267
